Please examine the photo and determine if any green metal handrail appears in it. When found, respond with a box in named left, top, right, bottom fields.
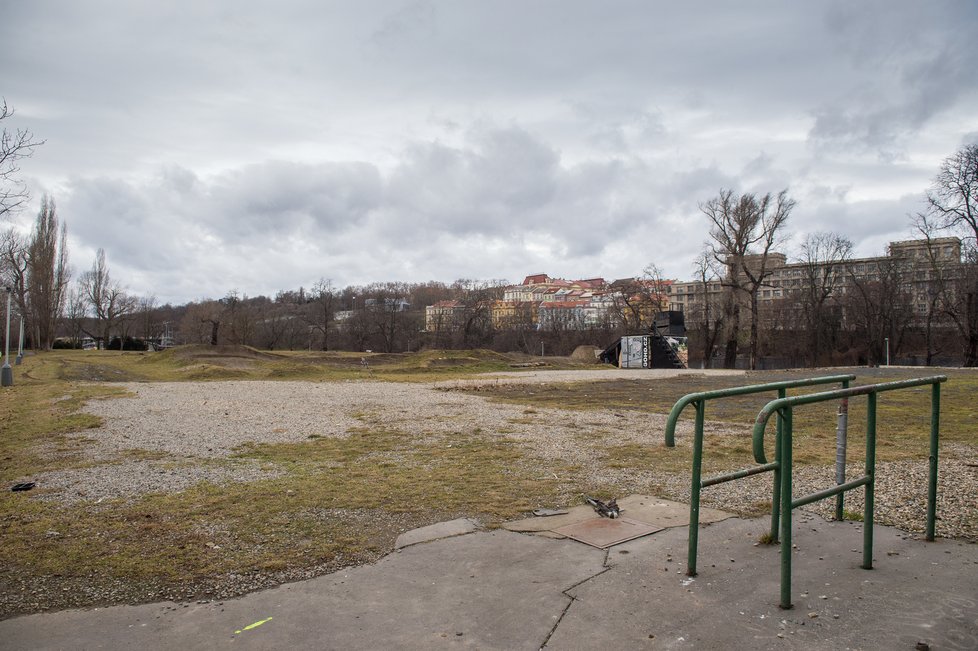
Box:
left=751, top=375, right=946, bottom=609
left=664, top=374, right=857, bottom=447
left=664, top=374, right=855, bottom=577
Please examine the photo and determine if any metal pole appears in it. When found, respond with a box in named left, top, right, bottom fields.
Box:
left=770, top=387, right=785, bottom=542
left=687, top=399, right=705, bottom=577
left=15, top=316, right=24, bottom=364
left=926, top=382, right=940, bottom=540
left=779, top=407, right=793, bottom=610
left=835, top=379, right=850, bottom=520
left=862, top=392, right=877, bottom=570
left=884, top=338, right=890, bottom=366
left=1, top=288, right=12, bottom=387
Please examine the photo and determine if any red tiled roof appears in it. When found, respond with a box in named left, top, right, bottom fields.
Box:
left=540, top=300, right=588, bottom=309
left=575, top=278, right=606, bottom=288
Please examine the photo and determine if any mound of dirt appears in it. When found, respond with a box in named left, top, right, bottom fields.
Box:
left=163, top=344, right=285, bottom=363
left=570, top=345, right=602, bottom=363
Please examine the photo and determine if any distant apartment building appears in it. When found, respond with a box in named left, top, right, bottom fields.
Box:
left=425, top=300, right=465, bottom=332
left=668, top=237, right=963, bottom=326
left=503, top=275, right=620, bottom=331
left=420, top=238, right=962, bottom=338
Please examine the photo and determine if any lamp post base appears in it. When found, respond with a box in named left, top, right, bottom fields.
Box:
left=1, top=364, right=12, bottom=387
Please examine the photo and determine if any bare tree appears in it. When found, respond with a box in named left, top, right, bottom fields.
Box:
left=451, top=279, right=504, bottom=348
left=845, top=256, right=913, bottom=365
left=796, top=232, right=852, bottom=366
left=702, top=188, right=794, bottom=369
left=78, top=248, right=135, bottom=348
left=136, top=295, right=158, bottom=343
left=688, top=249, right=724, bottom=368
left=27, top=196, right=70, bottom=349
left=179, top=300, right=222, bottom=345
left=308, top=278, right=335, bottom=350
left=914, top=145, right=978, bottom=365
left=611, top=264, right=670, bottom=332
left=219, top=290, right=258, bottom=345
left=63, top=287, right=87, bottom=347
left=924, top=144, right=978, bottom=241
left=0, top=229, right=29, bottom=331
left=0, top=99, right=44, bottom=218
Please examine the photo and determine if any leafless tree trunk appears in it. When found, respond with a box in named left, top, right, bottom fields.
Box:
left=797, top=232, right=852, bottom=366
left=702, top=188, right=794, bottom=369
left=78, top=248, right=135, bottom=348
left=308, top=278, right=335, bottom=351
left=611, top=264, right=671, bottom=332
left=27, top=196, right=70, bottom=349
left=914, top=145, right=978, bottom=365
left=845, top=257, right=913, bottom=365
left=64, top=287, right=86, bottom=347
left=1, top=229, right=29, bottom=353
left=691, top=249, right=724, bottom=368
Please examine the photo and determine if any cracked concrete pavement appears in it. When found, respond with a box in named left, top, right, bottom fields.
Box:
left=2, top=510, right=977, bottom=650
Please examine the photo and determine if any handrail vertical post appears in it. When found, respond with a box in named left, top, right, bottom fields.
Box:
left=862, top=392, right=877, bottom=570
left=687, top=399, right=705, bottom=576
left=779, top=407, right=794, bottom=609
left=926, top=381, right=941, bottom=541
left=835, top=379, right=850, bottom=521
left=770, top=387, right=786, bottom=542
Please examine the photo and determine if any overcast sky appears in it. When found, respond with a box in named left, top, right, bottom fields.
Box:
left=2, top=1, right=977, bottom=305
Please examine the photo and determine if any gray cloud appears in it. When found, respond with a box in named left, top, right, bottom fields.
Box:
left=809, top=1, right=978, bottom=157
left=2, top=1, right=975, bottom=303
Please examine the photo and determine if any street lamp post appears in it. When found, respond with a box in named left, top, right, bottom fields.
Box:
left=2, top=287, right=12, bottom=387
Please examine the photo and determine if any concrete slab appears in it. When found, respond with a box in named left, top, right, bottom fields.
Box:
left=3, top=513, right=975, bottom=650
left=0, top=531, right=607, bottom=650
left=394, top=517, right=480, bottom=549
left=549, top=514, right=978, bottom=650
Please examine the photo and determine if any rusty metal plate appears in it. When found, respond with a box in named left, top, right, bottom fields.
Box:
left=552, top=517, right=663, bottom=549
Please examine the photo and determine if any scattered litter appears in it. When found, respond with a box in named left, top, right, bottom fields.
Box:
left=532, top=509, right=568, bottom=517
left=585, top=496, right=621, bottom=519
left=11, top=482, right=35, bottom=492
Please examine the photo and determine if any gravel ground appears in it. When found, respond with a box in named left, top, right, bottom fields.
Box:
left=28, top=371, right=977, bottom=540
left=9, top=371, right=976, bottom=616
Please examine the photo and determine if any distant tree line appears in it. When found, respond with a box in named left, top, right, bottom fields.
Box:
left=2, top=94, right=975, bottom=368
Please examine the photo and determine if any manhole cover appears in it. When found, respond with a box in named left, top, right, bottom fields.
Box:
left=552, top=517, right=663, bottom=549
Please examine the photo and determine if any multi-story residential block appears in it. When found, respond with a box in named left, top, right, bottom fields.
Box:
left=420, top=239, right=963, bottom=342
left=424, top=300, right=465, bottom=332
left=495, top=275, right=616, bottom=331
left=537, top=300, right=589, bottom=330
left=668, top=237, right=963, bottom=327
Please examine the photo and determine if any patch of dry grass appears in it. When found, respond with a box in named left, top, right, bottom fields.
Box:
left=1, top=351, right=975, bottom=618
left=466, top=368, right=975, bottom=468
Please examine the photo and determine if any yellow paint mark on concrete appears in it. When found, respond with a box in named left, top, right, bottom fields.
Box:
left=234, top=616, right=273, bottom=634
